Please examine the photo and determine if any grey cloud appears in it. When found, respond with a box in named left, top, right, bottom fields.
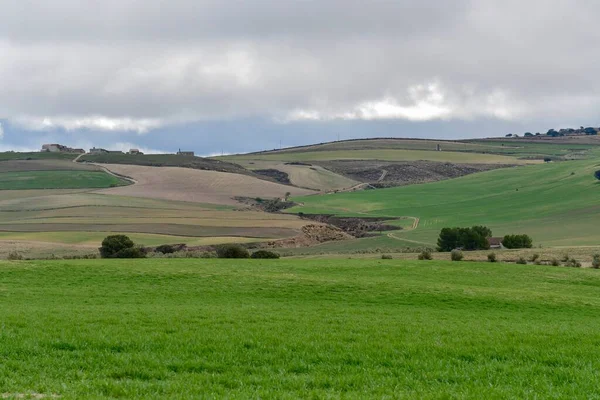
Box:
left=1, top=0, right=600, bottom=134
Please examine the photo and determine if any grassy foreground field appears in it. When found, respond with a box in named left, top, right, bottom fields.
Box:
left=1, top=259, right=600, bottom=398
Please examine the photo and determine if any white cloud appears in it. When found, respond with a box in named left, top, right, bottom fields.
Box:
left=12, top=116, right=164, bottom=134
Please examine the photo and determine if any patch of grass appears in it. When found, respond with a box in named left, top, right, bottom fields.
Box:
left=0, top=151, right=80, bottom=161
left=0, top=170, right=128, bottom=190
left=1, top=259, right=600, bottom=398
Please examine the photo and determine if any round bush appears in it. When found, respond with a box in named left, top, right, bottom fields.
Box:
left=216, top=244, right=250, bottom=259
left=450, top=249, right=464, bottom=261
left=418, top=250, right=433, bottom=260
left=381, top=254, right=393, bottom=260
left=487, top=253, right=497, bottom=263
left=251, top=250, right=280, bottom=259
left=100, top=235, right=135, bottom=258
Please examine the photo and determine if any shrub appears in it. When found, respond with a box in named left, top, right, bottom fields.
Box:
left=418, top=250, right=433, bottom=260
left=502, top=234, right=533, bottom=249
left=7, top=251, right=23, bottom=260
left=592, top=254, right=600, bottom=269
left=381, top=254, right=393, bottom=260
left=529, top=253, right=540, bottom=262
left=99, top=235, right=135, bottom=258
left=251, top=250, right=280, bottom=259
left=487, top=253, right=497, bottom=263
left=450, top=249, right=464, bottom=261
left=565, top=258, right=581, bottom=268
left=550, top=258, right=560, bottom=267
left=516, top=257, right=527, bottom=265
left=113, top=246, right=146, bottom=259
left=155, top=244, right=176, bottom=254
left=561, top=254, right=570, bottom=263
left=216, top=244, right=250, bottom=259
left=595, top=170, right=600, bottom=181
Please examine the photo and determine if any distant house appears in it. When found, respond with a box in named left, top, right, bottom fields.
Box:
left=128, top=149, right=143, bottom=155
left=177, top=149, right=195, bottom=156
left=488, top=237, right=504, bottom=249
left=41, top=144, right=61, bottom=152
left=89, top=147, right=109, bottom=154
left=41, top=144, right=85, bottom=153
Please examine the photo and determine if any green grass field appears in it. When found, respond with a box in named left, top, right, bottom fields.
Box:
left=1, top=259, right=599, bottom=398
left=290, top=155, right=600, bottom=247
left=0, top=171, right=128, bottom=190
left=0, top=152, right=80, bottom=161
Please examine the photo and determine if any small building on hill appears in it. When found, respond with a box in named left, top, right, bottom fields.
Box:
left=128, top=149, right=143, bottom=155
left=42, top=144, right=62, bottom=152
left=89, top=147, right=109, bottom=154
left=177, top=149, right=195, bottom=156
left=41, top=144, right=85, bottom=153
left=488, top=237, right=504, bottom=249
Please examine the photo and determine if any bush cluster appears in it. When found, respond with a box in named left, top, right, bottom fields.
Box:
left=487, top=253, right=497, bottom=263
left=251, top=250, right=280, bottom=259
left=215, top=244, right=250, bottom=259
left=437, top=226, right=491, bottom=251
left=502, top=234, right=533, bottom=249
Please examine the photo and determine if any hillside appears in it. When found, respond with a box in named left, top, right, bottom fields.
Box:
left=218, top=137, right=559, bottom=192
left=288, top=152, right=600, bottom=247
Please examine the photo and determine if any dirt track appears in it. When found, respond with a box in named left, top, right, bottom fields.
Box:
left=96, top=164, right=315, bottom=205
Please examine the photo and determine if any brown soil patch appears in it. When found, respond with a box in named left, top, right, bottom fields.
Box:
left=95, top=164, right=315, bottom=205
left=316, top=160, right=511, bottom=187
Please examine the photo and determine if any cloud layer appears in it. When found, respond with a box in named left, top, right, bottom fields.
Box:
left=1, top=0, right=599, bottom=137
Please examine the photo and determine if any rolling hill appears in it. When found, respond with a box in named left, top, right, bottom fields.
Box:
left=288, top=152, right=600, bottom=248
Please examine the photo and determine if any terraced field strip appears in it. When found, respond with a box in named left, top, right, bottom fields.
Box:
left=0, top=232, right=269, bottom=247
left=224, top=149, right=534, bottom=164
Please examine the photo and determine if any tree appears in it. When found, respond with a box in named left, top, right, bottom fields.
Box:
left=505, top=134, right=513, bottom=137
left=546, top=129, right=559, bottom=137
left=524, top=132, right=533, bottom=137
left=100, top=234, right=145, bottom=258
left=284, top=191, right=291, bottom=201
left=437, top=228, right=460, bottom=252
left=502, top=234, right=533, bottom=249
left=437, top=226, right=492, bottom=252
left=595, top=170, right=600, bottom=181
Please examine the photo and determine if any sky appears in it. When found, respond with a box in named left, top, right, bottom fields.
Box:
left=1, top=0, right=599, bottom=155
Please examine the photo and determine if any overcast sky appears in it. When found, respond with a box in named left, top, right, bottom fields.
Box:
left=1, top=0, right=599, bottom=154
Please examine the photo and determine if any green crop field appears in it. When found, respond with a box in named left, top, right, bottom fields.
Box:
left=1, top=259, right=599, bottom=398
left=290, top=155, right=600, bottom=247
left=0, top=170, right=128, bottom=190
left=0, top=152, right=80, bottom=161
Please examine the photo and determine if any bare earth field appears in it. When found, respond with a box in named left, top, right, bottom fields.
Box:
left=96, top=164, right=315, bottom=205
